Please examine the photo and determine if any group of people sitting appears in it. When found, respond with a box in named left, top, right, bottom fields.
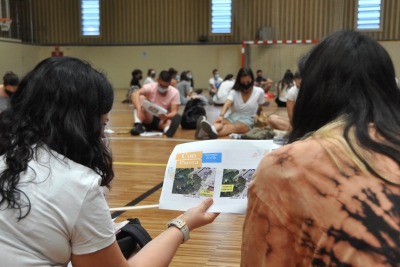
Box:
left=128, top=66, right=276, bottom=139
left=1, top=30, right=398, bottom=266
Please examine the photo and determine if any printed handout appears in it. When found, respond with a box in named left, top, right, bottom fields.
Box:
left=159, top=139, right=274, bottom=214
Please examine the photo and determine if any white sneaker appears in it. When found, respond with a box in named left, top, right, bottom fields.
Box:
left=195, top=116, right=207, bottom=139
left=201, top=120, right=218, bottom=139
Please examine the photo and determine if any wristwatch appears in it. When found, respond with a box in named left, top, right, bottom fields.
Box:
left=166, top=218, right=190, bottom=244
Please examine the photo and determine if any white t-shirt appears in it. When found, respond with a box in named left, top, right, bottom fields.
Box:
left=227, top=86, right=265, bottom=117
left=286, top=85, right=299, bottom=102
left=143, top=76, right=154, bottom=85
left=213, top=80, right=234, bottom=104
left=0, top=147, right=115, bottom=267
left=208, top=77, right=223, bottom=91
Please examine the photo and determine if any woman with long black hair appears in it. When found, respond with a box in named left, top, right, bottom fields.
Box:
left=242, top=30, right=400, bottom=266
left=0, top=56, right=218, bottom=267
left=274, top=69, right=294, bottom=107
left=196, top=67, right=264, bottom=139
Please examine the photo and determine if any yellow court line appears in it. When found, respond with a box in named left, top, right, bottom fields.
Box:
left=113, top=161, right=167, bottom=167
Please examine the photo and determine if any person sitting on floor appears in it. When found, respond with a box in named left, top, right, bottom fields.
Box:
left=196, top=67, right=264, bottom=139
left=130, top=70, right=181, bottom=137
left=241, top=30, right=400, bottom=267
left=212, top=74, right=235, bottom=106
left=0, top=71, right=19, bottom=113
left=254, top=69, right=273, bottom=93
left=143, top=69, right=156, bottom=85
left=267, top=70, right=301, bottom=130
left=0, top=56, right=219, bottom=267
left=275, top=69, right=294, bottom=107
left=176, top=71, right=192, bottom=105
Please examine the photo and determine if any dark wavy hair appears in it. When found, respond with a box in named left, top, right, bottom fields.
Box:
left=223, top=74, right=234, bottom=81
left=3, top=71, right=19, bottom=86
left=232, top=67, right=254, bottom=91
left=277, top=69, right=294, bottom=94
left=0, top=56, right=115, bottom=220
left=179, top=71, right=189, bottom=82
left=289, top=30, right=400, bottom=180
left=131, top=69, right=142, bottom=77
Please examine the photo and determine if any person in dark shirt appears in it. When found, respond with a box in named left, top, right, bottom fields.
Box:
left=254, top=69, right=273, bottom=93
left=130, top=69, right=143, bottom=88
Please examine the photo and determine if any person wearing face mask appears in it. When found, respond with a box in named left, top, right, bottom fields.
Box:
left=208, top=69, right=223, bottom=104
left=0, top=71, right=19, bottom=113
left=212, top=74, right=235, bottom=106
left=168, top=68, right=178, bottom=87
left=130, top=69, right=143, bottom=88
left=130, top=70, right=181, bottom=137
left=196, top=67, right=264, bottom=139
left=143, top=69, right=156, bottom=85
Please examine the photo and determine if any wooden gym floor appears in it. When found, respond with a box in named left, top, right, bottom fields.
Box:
left=106, top=88, right=288, bottom=267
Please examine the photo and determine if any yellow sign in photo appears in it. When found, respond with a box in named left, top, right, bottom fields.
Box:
left=200, top=190, right=214, bottom=197
left=221, top=184, right=234, bottom=192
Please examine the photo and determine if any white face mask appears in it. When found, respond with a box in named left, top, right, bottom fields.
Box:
left=158, top=86, right=168, bottom=93
left=214, top=74, right=220, bottom=79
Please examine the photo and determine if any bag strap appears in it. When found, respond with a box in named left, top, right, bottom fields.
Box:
left=119, top=218, right=152, bottom=248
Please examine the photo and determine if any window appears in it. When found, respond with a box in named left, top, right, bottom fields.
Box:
left=81, top=0, right=100, bottom=36
left=211, top=0, right=232, bottom=34
left=357, top=0, right=382, bottom=30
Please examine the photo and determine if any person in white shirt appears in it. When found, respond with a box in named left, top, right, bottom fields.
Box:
left=212, top=74, right=235, bottom=106
left=268, top=71, right=301, bottom=130
left=143, top=69, right=156, bottom=85
left=0, top=56, right=219, bottom=267
left=208, top=69, right=223, bottom=103
left=275, top=69, right=294, bottom=107
left=197, top=67, right=264, bottom=139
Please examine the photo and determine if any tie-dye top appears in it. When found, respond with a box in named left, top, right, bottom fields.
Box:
left=241, top=137, right=400, bottom=267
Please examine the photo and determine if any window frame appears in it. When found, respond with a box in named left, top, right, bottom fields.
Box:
left=80, top=0, right=101, bottom=37
left=355, top=0, right=383, bottom=32
left=210, top=0, right=233, bottom=36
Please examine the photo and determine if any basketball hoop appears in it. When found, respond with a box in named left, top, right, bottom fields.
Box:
left=0, top=18, right=12, bottom=31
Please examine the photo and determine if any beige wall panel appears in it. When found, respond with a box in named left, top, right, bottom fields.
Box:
left=247, top=43, right=315, bottom=84
left=38, top=44, right=241, bottom=89
left=1, top=39, right=399, bottom=92
left=380, top=41, right=400, bottom=79
left=20, top=44, right=42, bottom=76
left=0, top=39, right=23, bottom=76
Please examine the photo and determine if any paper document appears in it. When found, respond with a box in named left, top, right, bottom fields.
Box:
left=159, top=139, right=274, bottom=214
left=142, top=100, right=167, bottom=116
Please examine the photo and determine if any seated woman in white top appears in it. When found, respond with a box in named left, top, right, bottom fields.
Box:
left=0, top=56, right=218, bottom=267
left=212, top=74, right=235, bottom=106
left=275, top=69, right=294, bottom=107
left=196, top=67, right=264, bottom=139
left=143, top=68, right=156, bottom=85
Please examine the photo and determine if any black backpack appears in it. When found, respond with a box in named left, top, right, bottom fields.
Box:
left=116, top=218, right=152, bottom=259
left=181, top=98, right=206, bottom=129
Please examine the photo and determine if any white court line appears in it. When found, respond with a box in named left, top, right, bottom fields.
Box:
left=109, top=204, right=159, bottom=211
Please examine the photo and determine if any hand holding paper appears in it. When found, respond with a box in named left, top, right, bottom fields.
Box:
left=159, top=140, right=274, bottom=214
left=142, top=100, right=167, bottom=116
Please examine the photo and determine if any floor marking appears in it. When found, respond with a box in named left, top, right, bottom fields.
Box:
left=111, top=182, right=163, bottom=219
left=109, top=204, right=159, bottom=211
